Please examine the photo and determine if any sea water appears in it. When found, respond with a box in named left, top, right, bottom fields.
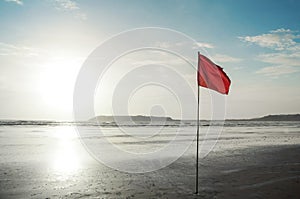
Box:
left=0, top=120, right=299, bottom=166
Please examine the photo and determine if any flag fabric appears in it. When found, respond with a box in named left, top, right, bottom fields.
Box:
left=198, top=53, right=231, bottom=95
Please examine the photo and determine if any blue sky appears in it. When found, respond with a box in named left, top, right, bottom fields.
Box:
left=0, top=0, right=300, bottom=120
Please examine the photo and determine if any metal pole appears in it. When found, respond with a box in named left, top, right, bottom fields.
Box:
left=195, top=85, right=200, bottom=194
left=195, top=52, right=201, bottom=194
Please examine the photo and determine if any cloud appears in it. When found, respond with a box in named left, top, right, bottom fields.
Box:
left=195, top=42, right=214, bottom=49
left=239, top=28, right=300, bottom=51
left=258, top=52, right=300, bottom=67
left=5, top=0, right=86, bottom=19
left=75, top=12, right=87, bottom=20
left=212, top=54, right=241, bottom=63
left=119, top=50, right=189, bottom=68
left=240, top=28, right=300, bottom=76
left=256, top=52, right=300, bottom=76
left=5, top=0, right=23, bottom=5
left=0, top=42, right=40, bottom=57
left=270, top=28, right=293, bottom=34
left=256, top=65, right=299, bottom=77
left=53, top=0, right=87, bottom=20
left=54, top=0, right=79, bottom=11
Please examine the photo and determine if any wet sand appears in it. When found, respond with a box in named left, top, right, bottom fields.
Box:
left=0, top=144, right=299, bottom=199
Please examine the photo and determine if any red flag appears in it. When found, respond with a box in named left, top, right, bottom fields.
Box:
left=198, top=53, right=231, bottom=95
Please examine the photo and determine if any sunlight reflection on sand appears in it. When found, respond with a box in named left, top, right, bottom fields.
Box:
left=51, top=126, right=81, bottom=176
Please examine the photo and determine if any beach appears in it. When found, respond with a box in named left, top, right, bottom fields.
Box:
left=2, top=0, right=300, bottom=198
left=0, top=121, right=299, bottom=198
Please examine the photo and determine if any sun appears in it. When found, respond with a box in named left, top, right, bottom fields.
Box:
left=38, top=58, right=81, bottom=112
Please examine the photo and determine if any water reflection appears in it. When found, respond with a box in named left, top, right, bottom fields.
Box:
left=52, top=126, right=80, bottom=175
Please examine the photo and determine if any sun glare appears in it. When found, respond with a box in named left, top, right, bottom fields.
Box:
left=38, top=58, right=81, bottom=111
left=52, top=126, right=80, bottom=175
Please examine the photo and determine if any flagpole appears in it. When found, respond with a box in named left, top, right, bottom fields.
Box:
left=195, top=85, right=200, bottom=194
left=195, top=52, right=200, bottom=194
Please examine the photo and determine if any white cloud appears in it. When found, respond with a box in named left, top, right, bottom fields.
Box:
left=153, top=41, right=172, bottom=49
left=239, top=28, right=300, bottom=51
left=0, top=42, right=40, bottom=57
left=212, top=54, right=242, bottom=63
left=195, top=42, right=214, bottom=49
left=258, top=52, right=300, bottom=67
left=256, top=65, right=299, bottom=77
left=52, top=0, right=87, bottom=20
left=118, top=50, right=190, bottom=68
left=75, top=12, right=87, bottom=20
left=240, top=28, right=300, bottom=77
left=256, top=52, right=300, bottom=76
left=270, top=28, right=293, bottom=33
left=5, top=0, right=86, bottom=19
left=5, top=0, right=23, bottom=5
left=232, top=66, right=243, bottom=70
left=54, top=0, right=79, bottom=11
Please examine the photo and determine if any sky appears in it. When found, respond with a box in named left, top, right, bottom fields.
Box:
left=0, top=0, right=300, bottom=120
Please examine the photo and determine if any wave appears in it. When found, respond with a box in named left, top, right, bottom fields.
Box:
left=0, top=120, right=299, bottom=128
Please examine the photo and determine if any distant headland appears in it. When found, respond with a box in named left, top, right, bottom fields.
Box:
left=88, top=115, right=177, bottom=123
left=249, top=114, right=300, bottom=121
left=89, top=114, right=300, bottom=122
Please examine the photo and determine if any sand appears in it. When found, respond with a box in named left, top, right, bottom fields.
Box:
left=0, top=124, right=299, bottom=198
left=0, top=146, right=299, bottom=198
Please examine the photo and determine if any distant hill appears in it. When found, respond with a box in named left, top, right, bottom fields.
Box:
left=89, top=114, right=300, bottom=123
left=251, top=114, right=300, bottom=121
left=89, top=115, right=176, bottom=123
